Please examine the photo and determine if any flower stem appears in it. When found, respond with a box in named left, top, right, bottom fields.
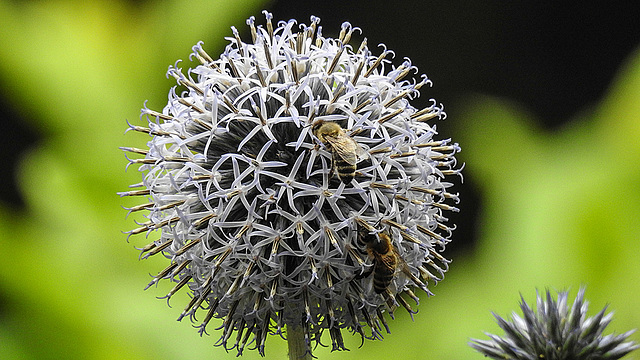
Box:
left=287, top=323, right=313, bottom=360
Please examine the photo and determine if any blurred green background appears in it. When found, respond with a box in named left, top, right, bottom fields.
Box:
left=1, top=1, right=639, bottom=359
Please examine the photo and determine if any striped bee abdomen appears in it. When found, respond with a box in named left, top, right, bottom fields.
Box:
left=334, top=160, right=356, bottom=183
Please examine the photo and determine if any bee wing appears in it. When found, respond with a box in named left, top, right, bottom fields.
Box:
left=379, top=252, right=398, bottom=270
left=325, top=135, right=359, bottom=165
left=354, top=143, right=368, bottom=162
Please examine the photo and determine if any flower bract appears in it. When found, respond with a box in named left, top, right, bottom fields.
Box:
left=470, top=288, right=639, bottom=360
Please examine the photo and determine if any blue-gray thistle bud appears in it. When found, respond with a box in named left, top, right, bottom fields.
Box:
left=470, top=288, right=639, bottom=360
left=120, top=11, right=461, bottom=357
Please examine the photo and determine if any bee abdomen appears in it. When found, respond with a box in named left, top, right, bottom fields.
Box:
left=373, top=255, right=397, bottom=294
left=335, top=162, right=356, bottom=183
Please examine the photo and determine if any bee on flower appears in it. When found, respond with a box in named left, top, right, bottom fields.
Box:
left=121, top=11, right=461, bottom=357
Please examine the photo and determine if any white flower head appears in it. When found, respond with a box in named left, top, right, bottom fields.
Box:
left=121, top=11, right=461, bottom=357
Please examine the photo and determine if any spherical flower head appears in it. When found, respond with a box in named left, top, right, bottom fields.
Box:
left=121, top=11, right=461, bottom=357
left=470, top=288, right=639, bottom=360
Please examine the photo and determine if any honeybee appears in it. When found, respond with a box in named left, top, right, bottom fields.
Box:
left=358, top=230, right=401, bottom=294
left=312, top=120, right=366, bottom=184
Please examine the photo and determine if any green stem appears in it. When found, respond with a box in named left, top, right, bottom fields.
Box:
left=287, top=323, right=313, bottom=360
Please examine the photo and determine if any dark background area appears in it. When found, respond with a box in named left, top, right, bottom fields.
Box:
left=2, top=0, right=639, bottom=254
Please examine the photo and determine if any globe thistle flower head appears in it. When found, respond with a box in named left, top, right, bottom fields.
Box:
left=121, top=11, right=461, bottom=357
left=470, top=288, right=639, bottom=360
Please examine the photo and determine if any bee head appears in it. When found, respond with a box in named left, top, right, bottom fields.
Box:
left=312, top=120, right=342, bottom=135
left=311, top=119, right=324, bottom=133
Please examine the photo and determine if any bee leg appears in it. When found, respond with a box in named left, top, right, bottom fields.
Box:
left=329, top=157, right=336, bottom=179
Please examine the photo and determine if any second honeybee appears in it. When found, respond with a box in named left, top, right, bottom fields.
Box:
left=359, top=230, right=400, bottom=294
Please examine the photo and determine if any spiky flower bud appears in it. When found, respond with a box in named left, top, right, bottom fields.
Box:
left=470, top=288, right=639, bottom=360
left=120, top=11, right=461, bottom=357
